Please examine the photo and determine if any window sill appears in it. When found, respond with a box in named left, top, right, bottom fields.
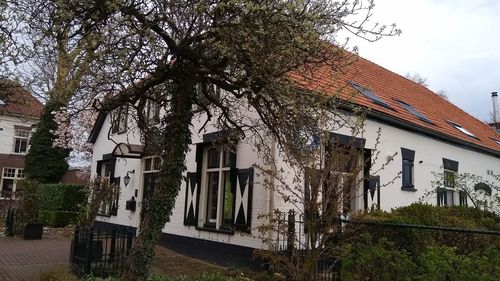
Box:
left=401, top=186, right=417, bottom=192
left=96, top=213, right=114, bottom=217
left=195, top=225, right=234, bottom=235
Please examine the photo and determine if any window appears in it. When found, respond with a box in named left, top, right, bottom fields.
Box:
left=448, top=121, right=478, bottom=139
left=193, top=82, right=222, bottom=112
left=438, top=158, right=459, bottom=206
left=111, top=105, right=128, bottom=134
left=142, top=156, right=162, bottom=210
left=0, top=168, right=24, bottom=198
left=13, top=129, right=30, bottom=154
left=350, top=82, right=392, bottom=109
left=491, top=138, right=500, bottom=145
left=401, top=148, right=415, bottom=190
left=184, top=137, right=253, bottom=233
left=97, top=159, right=120, bottom=216
left=396, top=100, right=433, bottom=124
left=203, top=146, right=234, bottom=229
left=145, top=100, right=161, bottom=125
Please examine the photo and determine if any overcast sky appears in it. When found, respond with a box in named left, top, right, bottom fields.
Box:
left=347, top=0, right=500, bottom=122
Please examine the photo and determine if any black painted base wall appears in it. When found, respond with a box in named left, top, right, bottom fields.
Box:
left=158, top=232, right=263, bottom=269
left=92, top=220, right=263, bottom=269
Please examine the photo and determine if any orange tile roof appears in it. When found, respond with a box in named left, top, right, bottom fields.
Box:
left=0, top=88, right=43, bottom=118
left=291, top=55, right=500, bottom=154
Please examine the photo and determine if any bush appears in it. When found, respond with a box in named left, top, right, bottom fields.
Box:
left=38, top=183, right=86, bottom=227
left=349, top=203, right=500, bottom=255
left=417, top=246, right=500, bottom=281
left=341, top=235, right=416, bottom=281
left=16, top=179, right=40, bottom=223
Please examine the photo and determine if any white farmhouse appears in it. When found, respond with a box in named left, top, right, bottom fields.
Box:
left=88, top=56, right=500, bottom=266
left=0, top=88, right=43, bottom=201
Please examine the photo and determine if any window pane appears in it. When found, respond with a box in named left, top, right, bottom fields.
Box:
left=222, top=150, right=232, bottom=167
left=20, top=139, right=27, bottom=153
left=104, top=163, right=111, bottom=177
left=17, top=169, right=24, bottom=178
left=144, top=158, right=152, bottom=171
left=3, top=168, right=15, bottom=178
left=444, top=170, right=455, bottom=188
left=153, top=157, right=162, bottom=171
left=1, top=178, right=14, bottom=197
left=222, top=171, right=233, bottom=225
left=206, top=172, right=219, bottom=223
left=207, top=148, right=220, bottom=168
left=402, top=160, right=413, bottom=187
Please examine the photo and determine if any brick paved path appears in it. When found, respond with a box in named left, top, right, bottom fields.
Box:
left=0, top=238, right=71, bottom=281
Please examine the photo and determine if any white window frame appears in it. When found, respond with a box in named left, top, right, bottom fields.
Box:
left=13, top=129, right=30, bottom=154
left=0, top=167, right=25, bottom=198
left=440, top=169, right=457, bottom=206
left=200, top=146, right=233, bottom=230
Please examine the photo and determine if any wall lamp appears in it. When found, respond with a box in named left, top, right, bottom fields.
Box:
left=124, top=169, right=135, bottom=186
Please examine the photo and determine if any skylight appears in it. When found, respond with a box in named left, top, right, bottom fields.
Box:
left=491, top=138, right=500, bottom=145
left=350, top=82, right=392, bottom=109
left=396, top=100, right=433, bottom=124
left=448, top=121, right=478, bottom=139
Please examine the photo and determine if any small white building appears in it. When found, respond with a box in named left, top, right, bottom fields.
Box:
left=0, top=89, right=42, bottom=200
left=88, top=56, right=500, bottom=266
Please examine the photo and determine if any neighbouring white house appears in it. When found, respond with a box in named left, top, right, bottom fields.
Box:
left=88, top=55, right=500, bottom=267
left=0, top=88, right=43, bottom=200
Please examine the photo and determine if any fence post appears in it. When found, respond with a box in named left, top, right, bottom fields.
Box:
left=84, top=228, right=94, bottom=275
left=287, top=209, right=296, bottom=251
left=5, top=209, right=13, bottom=236
left=110, top=226, right=117, bottom=260
left=126, top=227, right=133, bottom=253
left=69, top=226, right=79, bottom=264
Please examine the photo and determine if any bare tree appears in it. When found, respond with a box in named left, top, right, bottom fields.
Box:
left=405, top=72, right=429, bottom=88
left=3, top=0, right=400, bottom=279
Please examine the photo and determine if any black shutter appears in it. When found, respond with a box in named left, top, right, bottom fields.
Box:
left=184, top=172, right=199, bottom=226
left=233, top=168, right=253, bottom=233
left=401, top=148, right=415, bottom=161
left=110, top=177, right=120, bottom=216
left=442, top=158, right=459, bottom=172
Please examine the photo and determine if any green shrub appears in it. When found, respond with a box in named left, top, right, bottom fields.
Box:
left=38, top=183, right=86, bottom=226
left=340, top=234, right=416, bottom=281
left=349, top=203, right=500, bottom=255
left=417, top=246, right=500, bottom=281
left=16, top=179, right=40, bottom=223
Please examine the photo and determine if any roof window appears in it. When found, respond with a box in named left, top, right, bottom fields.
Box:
left=350, top=82, right=392, bottom=109
left=491, top=138, right=500, bottom=145
left=396, top=100, right=433, bottom=124
left=448, top=121, right=478, bottom=139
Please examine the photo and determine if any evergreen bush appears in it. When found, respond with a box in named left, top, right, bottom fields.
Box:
left=24, top=101, right=69, bottom=183
left=38, top=183, right=86, bottom=227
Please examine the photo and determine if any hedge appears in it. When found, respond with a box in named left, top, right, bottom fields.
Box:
left=38, top=183, right=86, bottom=227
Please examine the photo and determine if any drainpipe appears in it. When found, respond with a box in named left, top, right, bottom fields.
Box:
left=266, top=135, right=276, bottom=248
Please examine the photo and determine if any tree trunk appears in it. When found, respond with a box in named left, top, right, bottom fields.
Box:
left=122, top=74, right=194, bottom=281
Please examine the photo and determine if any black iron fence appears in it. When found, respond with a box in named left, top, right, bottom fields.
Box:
left=70, top=225, right=135, bottom=277
left=4, top=208, right=23, bottom=236
left=275, top=209, right=500, bottom=281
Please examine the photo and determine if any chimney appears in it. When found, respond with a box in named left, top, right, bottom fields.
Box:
left=493, top=92, right=499, bottom=123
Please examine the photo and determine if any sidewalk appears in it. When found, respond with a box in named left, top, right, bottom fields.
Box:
left=0, top=237, right=71, bottom=281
